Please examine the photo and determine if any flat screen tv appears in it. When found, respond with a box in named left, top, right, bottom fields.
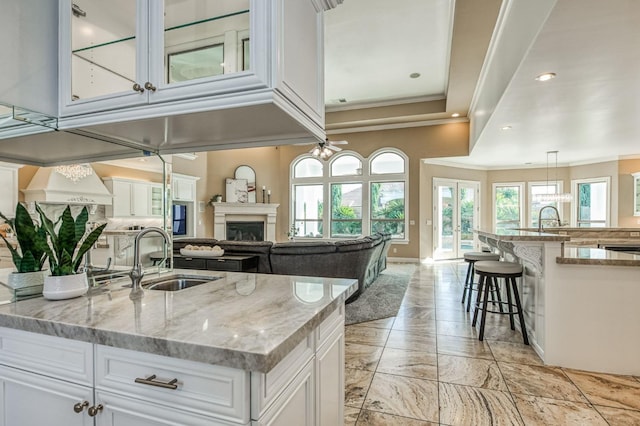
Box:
left=172, top=204, right=187, bottom=236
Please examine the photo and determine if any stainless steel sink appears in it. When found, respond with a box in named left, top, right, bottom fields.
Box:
left=142, top=274, right=221, bottom=292
left=120, top=274, right=222, bottom=291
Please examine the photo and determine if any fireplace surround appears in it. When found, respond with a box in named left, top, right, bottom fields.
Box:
left=212, top=202, right=279, bottom=242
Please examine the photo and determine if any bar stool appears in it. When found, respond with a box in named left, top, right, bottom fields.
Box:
left=471, top=260, right=529, bottom=345
left=461, top=252, right=501, bottom=312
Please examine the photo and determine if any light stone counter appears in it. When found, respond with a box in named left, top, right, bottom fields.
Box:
left=558, top=247, right=640, bottom=267
left=0, top=269, right=357, bottom=373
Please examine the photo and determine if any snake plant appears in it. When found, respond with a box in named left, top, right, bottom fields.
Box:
left=0, top=203, right=48, bottom=273
left=36, top=204, right=107, bottom=276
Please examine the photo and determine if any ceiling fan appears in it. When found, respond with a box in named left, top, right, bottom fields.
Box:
left=307, top=138, right=348, bottom=160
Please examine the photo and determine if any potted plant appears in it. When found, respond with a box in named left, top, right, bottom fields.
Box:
left=36, top=204, right=107, bottom=300
left=210, top=194, right=223, bottom=204
left=0, top=203, right=49, bottom=291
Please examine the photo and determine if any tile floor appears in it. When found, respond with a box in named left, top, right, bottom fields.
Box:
left=344, top=261, right=640, bottom=425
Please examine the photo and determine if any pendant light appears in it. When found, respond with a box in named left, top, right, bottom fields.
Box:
left=535, top=151, right=572, bottom=203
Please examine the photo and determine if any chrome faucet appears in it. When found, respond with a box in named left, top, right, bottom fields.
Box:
left=129, top=227, right=171, bottom=297
left=537, top=205, right=561, bottom=232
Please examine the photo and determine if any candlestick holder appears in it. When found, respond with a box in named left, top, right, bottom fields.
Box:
left=262, top=189, right=266, bottom=204
left=267, top=194, right=271, bottom=204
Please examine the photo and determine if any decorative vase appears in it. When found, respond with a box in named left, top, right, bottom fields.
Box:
left=6, top=270, right=48, bottom=297
left=43, top=272, right=88, bottom=300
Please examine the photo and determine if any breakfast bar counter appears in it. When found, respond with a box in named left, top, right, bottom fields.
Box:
left=475, top=229, right=640, bottom=376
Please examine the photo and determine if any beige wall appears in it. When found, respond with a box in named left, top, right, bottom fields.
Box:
left=618, top=158, right=640, bottom=227
left=569, top=160, right=619, bottom=226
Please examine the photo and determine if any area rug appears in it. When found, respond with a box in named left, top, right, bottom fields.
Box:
left=345, top=263, right=416, bottom=325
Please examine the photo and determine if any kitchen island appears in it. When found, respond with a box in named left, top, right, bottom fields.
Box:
left=0, top=269, right=357, bottom=425
left=476, top=229, right=640, bottom=376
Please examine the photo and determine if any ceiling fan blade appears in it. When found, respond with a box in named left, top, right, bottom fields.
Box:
left=328, top=139, right=348, bottom=145
left=327, top=145, right=342, bottom=152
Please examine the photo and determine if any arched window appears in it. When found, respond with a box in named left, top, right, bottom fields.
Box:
left=369, top=149, right=408, bottom=239
left=290, top=148, right=408, bottom=240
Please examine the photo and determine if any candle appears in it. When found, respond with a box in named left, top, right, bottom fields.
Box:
left=267, top=190, right=271, bottom=195
left=262, top=186, right=266, bottom=190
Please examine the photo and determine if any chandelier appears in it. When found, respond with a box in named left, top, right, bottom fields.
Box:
left=310, top=143, right=335, bottom=160
left=54, top=164, right=93, bottom=182
left=534, top=151, right=572, bottom=203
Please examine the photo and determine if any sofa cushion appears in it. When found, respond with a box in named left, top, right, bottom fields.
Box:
left=335, top=238, right=374, bottom=252
left=271, top=241, right=337, bottom=255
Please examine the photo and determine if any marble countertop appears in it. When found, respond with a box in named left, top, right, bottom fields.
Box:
left=0, top=270, right=357, bottom=373
left=476, top=229, right=570, bottom=242
left=557, top=247, right=640, bottom=267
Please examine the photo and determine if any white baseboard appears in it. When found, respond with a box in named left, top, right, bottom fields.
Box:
left=387, top=257, right=421, bottom=264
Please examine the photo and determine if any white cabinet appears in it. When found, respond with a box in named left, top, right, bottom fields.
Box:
left=0, top=365, right=94, bottom=426
left=172, top=174, right=198, bottom=202
left=104, top=178, right=163, bottom=217
left=0, top=303, right=344, bottom=426
left=57, top=0, right=326, bottom=143
left=0, top=327, right=95, bottom=426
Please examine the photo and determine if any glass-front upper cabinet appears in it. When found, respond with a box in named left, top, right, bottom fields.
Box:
left=59, top=0, right=261, bottom=116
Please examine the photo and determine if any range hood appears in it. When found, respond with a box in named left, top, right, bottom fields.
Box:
left=22, top=166, right=113, bottom=205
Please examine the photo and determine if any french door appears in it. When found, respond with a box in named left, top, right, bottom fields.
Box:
left=433, top=178, right=480, bottom=260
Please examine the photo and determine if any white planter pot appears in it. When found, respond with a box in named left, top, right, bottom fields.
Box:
left=6, top=270, right=48, bottom=297
left=43, top=272, right=88, bottom=300
left=6, top=270, right=48, bottom=289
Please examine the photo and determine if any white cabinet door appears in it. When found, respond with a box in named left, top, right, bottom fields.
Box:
left=59, top=0, right=265, bottom=117
left=254, top=361, right=314, bottom=426
left=315, top=326, right=344, bottom=426
left=131, top=183, right=151, bottom=216
left=111, top=180, right=133, bottom=217
left=173, top=177, right=194, bottom=202
left=0, top=365, right=94, bottom=426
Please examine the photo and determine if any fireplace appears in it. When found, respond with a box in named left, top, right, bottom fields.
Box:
left=226, top=221, right=265, bottom=241
left=212, top=202, right=279, bottom=242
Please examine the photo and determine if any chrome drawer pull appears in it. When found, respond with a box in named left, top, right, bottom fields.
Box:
left=134, top=374, right=179, bottom=390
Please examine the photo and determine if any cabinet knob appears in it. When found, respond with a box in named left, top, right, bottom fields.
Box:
left=73, top=401, right=89, bottom=413
left=132, top=83, right=145, bottom=93
left=88, top=404, right=104, bottom=417
left=144, top=82, right=157, bottom=92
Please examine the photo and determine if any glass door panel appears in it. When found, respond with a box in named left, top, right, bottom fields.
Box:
left=162, top=0, right=250, bottom=87
left=434, top=179, right=479, bottom=260
left=70, top=0, right=140, bottom=101
left=459, top=184, right=477, bottom=254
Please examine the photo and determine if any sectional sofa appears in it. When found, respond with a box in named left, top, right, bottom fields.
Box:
left=173, top=233, right=392, bottom=302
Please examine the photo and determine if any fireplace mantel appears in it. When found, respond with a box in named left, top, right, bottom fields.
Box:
left=212, top=202, right=279, bottom=242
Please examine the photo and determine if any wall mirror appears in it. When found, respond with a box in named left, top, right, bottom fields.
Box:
left=235, top=165, right=256, bottom=203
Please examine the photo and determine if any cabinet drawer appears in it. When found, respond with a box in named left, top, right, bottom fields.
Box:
left=206, top=258, right=243, bottom=271
left=250, top=333, right=315, bottom=418
left=173, top=257, right=207, bottom=269
left=95, top=345, right=250, bottom=424
left=0, top=327, right=93, bottom=386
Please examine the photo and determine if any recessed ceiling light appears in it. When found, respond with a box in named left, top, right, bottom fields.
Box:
left=409, top=72, right=421, bottom=79
left=535, top=72, right=556, bottom=82
left=451, top=113, right=460, bottom=118
left=501, top=126, right=512, bottom=130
